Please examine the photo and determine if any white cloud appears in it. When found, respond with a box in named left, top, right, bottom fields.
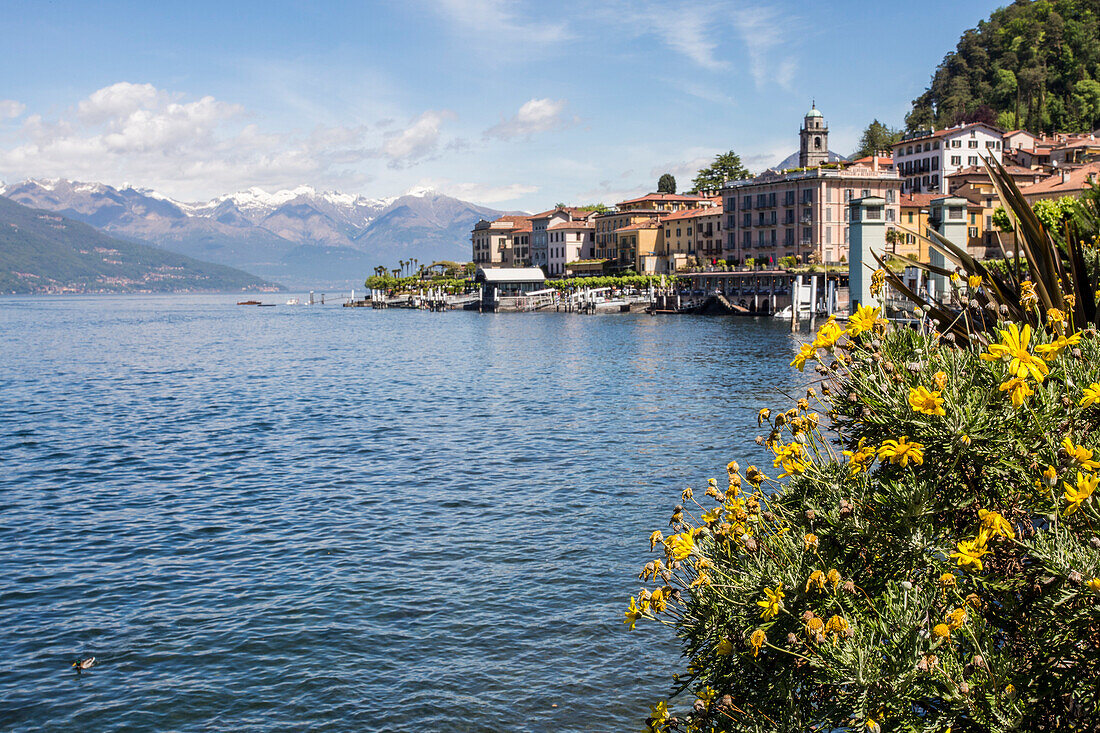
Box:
left=381, top=110, right=456, bottom=167
left=429, top=0, right=569, bottom=45
left=485, top=98, right=575, bottom=140
left=413, top=177, right=538, bottom=205
left=657, top=11, right=726, bottom=71
left=731, top=6, right=798, bottom=89
left=0, top=82, right=383, bottom=199
left=0, top=100, right=26, bottom=119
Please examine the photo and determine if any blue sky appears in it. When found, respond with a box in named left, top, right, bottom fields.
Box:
left=0, top=0, right=1005, bottom=209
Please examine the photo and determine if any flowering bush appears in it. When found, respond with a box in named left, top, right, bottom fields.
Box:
left=628, top=301, right=1100, bottom=731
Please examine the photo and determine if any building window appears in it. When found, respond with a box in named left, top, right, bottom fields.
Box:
left=886, top=209, right=895, bottom=222
left=951, top=156, right=961, bottom=166
left=969, top=140, right=978, bottom=148
left=844, top=189, right=853, bottom=202
left=952, top=140, right=961, bottom=148
left=908, top=211, right=914, bottom=224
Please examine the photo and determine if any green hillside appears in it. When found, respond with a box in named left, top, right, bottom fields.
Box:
left=907, top=0, right=1100, bottom=133
left=0, top=196, right=283, bottom=294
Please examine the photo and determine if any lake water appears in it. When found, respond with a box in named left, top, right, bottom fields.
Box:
left=0, top=294, right=806, bottom=732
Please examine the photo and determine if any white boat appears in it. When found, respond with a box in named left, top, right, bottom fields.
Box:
left=286, top=297, right=301, bottom=305
left=773, top=305, right=793, bottom=319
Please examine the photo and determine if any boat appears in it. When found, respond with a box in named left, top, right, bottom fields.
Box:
left=286, top=297, right=301, bottom=305
left=236, top=300, right=261, bottom=306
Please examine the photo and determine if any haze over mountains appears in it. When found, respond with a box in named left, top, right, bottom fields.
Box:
left=0, top=179, right=509, bottom=288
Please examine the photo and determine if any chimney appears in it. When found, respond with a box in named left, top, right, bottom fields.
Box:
left=873, top=155, right=880, bottom=173
left=1062, top=169, right=1070, bottom=184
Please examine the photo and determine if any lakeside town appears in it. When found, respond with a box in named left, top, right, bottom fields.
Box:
left=460, top=105, right=1099, bottom=314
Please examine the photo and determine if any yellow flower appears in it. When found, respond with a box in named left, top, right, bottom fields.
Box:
left=826, top=568, right=841, bottom=589
left=933, top=370, right=948, bottom=390
left=804, top=615, right=825, bottom=639
left=968, top=274, right=983, bottom=289
left=624, top=596, right=642, bottom=630
left=749, top=628, right=766, bottom=658
left=843, top=440, right=877, bottom=478
left=1020, top=280, right=1038, bottom=308
left=649, top=530, right=663, bottom=551
left=650, top=587, right=667, bottom=613
left=847, top=304, right=884, bottom=337
left=757, top=408, right=771, bottom=424
left=716, top=637, right=733, bottom=655
left=1047, top=307, right=1066, bottom=325
left=1034, top=331, right=1082, bottom=360
left=772, top=442, right=809, bottom=477
left=980, top=323, right=1049, bottom=383
left=951, top=537, right=989, bottom=572
left=790, top=342, right=816, bottom=371
left=667, top=532, right=695, bottom=560
left=804, top=533, right=819, bottom=551
left=950, top=272, right=962, bottom=285
left=701, top=507, right=722, bottom=525
left=813, top=318, right=844, bottom=350
left=871, top=268, right=886, bottom=297
left=1063, top=471, right=1098, bottom=516
left=690, top=572, right=711, bottom=588
left=1063, top=437, right=1100, bottom=472
left=946, top=608, right=968, bottom=630
left=648, top=700, right=670, bottom=726
left=757, top=584, right=784, bottom=619
left=825, top=614, right=849, bottom=638
left=1080, top=383, right=1100, bottom=408
left=999, top=377, right=1034, bottom=408
left=745, top=465, right=767, bottom=485
left=939, top=572, right=957, bottom=589
left=806, top=569, right=826, bottom=592
left=978, top=509, right=1015, bottom=540
left=909, top=386, right=947, bottom=416
left=878, top=436, right=924, bottom=467
left=1086, top=578, right=1100, bottom=594
left=933, top=623, right=952, bottom=641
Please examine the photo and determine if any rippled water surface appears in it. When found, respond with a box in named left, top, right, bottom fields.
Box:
left=1, top=294, right=805, bottom=731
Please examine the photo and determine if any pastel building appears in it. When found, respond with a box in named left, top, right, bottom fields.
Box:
left=529, top=207, right=596, bottom=272
left=470, top=215, right=533, bottom=267
left=546, top=219, right=594, bottom=276
left=892, top=122, right=1004, bottom=194
left=661, top=206, right=724, bottom=271
left=720, top=107, right=901, bottom=266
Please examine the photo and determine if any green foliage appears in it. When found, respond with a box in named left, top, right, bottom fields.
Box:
left=658, top=174, right=678, bottom=194
left=574, top=203, right=610, bottom=213
left=364, top=272, right=473, bottom=294
left=907, top=0, right=1100, bottom=132
left=992, top=206, right=1014, bottom=232
left=852, top=119, right=902, bottom=159
left=778, top=255, right=799, bottom=269
left=1031, top=195, right=1079, bottom=231
left=630, top=291, right=1100, bottom=732
left=545, top=274, right=673, bottom=291
left=691, top=151, right=752, bottom=192
left=0, top=196, right=279, bottom=293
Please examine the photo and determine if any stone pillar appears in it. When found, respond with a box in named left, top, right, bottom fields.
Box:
left=929, top=196, right=968, bottom=303
left=848, top=196, right=887, bottom=312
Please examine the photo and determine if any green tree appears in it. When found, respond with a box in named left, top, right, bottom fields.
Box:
left=852, top=119, right=902, bottom=159
left=906, top=0, right=1100, bottom=132
left=690, top=151, right=752, bottom=192
left=657, top=174, right=677, bottom=194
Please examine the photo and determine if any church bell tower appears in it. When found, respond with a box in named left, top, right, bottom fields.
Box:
left=799, top=102, right=829, bottom=168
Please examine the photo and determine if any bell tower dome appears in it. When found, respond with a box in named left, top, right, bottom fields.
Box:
left=799, top=101, right=829, bottom=168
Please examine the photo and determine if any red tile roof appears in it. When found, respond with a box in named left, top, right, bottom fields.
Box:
left=659, top=206, right=723, bottom=222
left=1024, top=162, right=1100, bottom=197
left=899, top=193, right=938, bottom=208
left=616, top=192, right=714, bottom=205
left=614, top=221, right=661, bottom=233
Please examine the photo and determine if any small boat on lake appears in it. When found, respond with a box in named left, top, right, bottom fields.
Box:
left=237, top=300, right=262, bottom=306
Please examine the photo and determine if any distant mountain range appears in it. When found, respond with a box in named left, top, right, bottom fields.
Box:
left=0, top=195, right=281, bottom=294
left=0, top=179, right=510, bottom=288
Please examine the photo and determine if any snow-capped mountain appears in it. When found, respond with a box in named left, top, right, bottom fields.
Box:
left=0, top=179, right=507, bottom=287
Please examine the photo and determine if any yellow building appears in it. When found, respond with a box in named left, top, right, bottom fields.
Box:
left=660, top=206, right=725, bottom=271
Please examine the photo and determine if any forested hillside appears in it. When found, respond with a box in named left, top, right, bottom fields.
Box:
left=907, top=0, right=1100, bottom=133
left=0, top=196, right=281, bottom=294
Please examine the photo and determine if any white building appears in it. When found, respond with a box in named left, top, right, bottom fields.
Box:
left=892, top=123, right=1004, bottom=195
left=529, top=207, right=596, bottom=273
left=545, top=220, right=594, bottom=277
